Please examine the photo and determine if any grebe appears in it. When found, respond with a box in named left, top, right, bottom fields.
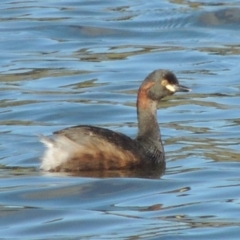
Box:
left=40, top=69, right=190, bottom=172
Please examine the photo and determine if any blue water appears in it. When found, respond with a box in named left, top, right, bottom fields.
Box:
left=0, top=0, right=240, bottom=239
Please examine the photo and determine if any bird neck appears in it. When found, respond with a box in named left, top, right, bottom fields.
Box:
left=136, top=97, right=160, bottom=141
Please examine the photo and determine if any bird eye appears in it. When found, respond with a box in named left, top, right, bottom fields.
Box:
left=161, top=79, right=168, bottom=86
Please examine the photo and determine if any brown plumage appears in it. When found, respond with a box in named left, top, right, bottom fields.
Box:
left=40, top=69, right=190, bottom=172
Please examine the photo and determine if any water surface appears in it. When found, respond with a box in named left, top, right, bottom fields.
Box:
left=0, top=0, right=240, bottom=239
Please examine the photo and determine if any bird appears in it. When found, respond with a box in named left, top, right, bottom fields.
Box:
left=40, top=69, right=190, bottom=172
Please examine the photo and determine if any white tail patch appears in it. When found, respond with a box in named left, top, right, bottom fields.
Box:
left=40, top=135, right=81, bottom=171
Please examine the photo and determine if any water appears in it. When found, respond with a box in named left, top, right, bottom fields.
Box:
left=1, top=0, right=240, bottom=239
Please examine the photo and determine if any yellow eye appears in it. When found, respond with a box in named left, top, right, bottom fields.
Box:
left=161, top=79, right=168, bottom=86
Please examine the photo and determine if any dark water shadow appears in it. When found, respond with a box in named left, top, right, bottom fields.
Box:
left=41, top=166, right=166, bottom=179
left=0, top=164, right=165, bottom=179
left=197, top=8, right=240, bottom=27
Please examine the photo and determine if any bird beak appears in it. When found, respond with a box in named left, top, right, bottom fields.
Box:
left=166, top=84, right=191, bottom=93
left=175, top=84, right=191, bottom=92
